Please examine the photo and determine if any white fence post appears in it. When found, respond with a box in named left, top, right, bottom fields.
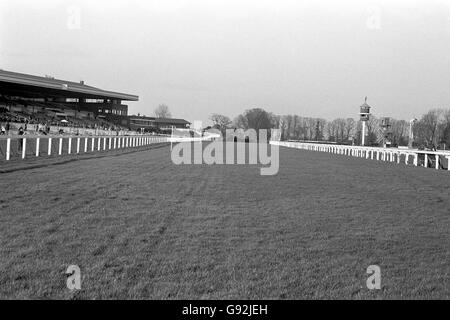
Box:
left=77, top=137, right=80, bottom=154
left=68, top=138, right=72, bottom=154
left=6, top=138, right=11, bottom=160
left=21, top=138, right=27, bottom=159
left=36, top=138, right=40, bottom=157
left=59, top=138, right=63, bottom=155
left=48, top=138, right=52, bottom=156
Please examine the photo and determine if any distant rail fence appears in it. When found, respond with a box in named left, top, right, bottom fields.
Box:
left=168, top=136, right=214, bottom=143
left=0, top=135, right=169, bottom=162
left=271, top=141, right=450, bottom=171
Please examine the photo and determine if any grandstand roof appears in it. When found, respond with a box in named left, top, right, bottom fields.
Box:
left=155, top=118, right=191, bottom=125
left=0, top=69, right=138, bottom=101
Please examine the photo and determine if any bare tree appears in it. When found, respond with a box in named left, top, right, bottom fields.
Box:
left=390, top=119, right=408, bottom=146
left=291, top=115, right=298, bottom=139
left=209, top=113, right=232, bottom=135
left=442, top=110, right=450, bottom=148
left=233, top=114, right=248, bottom=129
left=279, top=116, right=289, bottom=140
left=269, top=113, right=281, bottom=128
left=306, top=118, right=317, bottom=140
left=363, top=116, right=381, bottom=146
left=415, top=109, right=443, bottom=147
left=284, top=115, right=293, bottom=140
left=233, top=108, right=270, bottom=131
left=154, top=104, right=172, bottom=118
left=316, top=118, right=327, bottom=141
left=344, top=118, right=356, bottom=142
left=326, top=120, right=338, bottom=142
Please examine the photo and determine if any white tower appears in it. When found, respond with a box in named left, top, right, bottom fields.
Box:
left=359, top=97, right=371, bottom=146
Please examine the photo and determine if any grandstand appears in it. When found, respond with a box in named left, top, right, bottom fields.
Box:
left=0, top=70, right=190, bottom=135
left=0, top=70, right=137, bottom=131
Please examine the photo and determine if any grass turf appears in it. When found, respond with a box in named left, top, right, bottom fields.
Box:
left=0, top=144, right=448, bottom=299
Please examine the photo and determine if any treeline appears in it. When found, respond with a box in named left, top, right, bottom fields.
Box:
left=209, top=108, right=450, bottom=148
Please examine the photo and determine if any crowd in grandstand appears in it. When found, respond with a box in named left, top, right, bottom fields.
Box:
left=0, top=107, right=126, bottom=136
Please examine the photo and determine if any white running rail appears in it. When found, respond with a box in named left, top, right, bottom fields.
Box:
left=270, top=141, right=450, bottom=171
left=1, top=135, right=169, bottom=161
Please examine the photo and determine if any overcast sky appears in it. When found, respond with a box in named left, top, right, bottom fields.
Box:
left=1, top=0, right=449, bottom=125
